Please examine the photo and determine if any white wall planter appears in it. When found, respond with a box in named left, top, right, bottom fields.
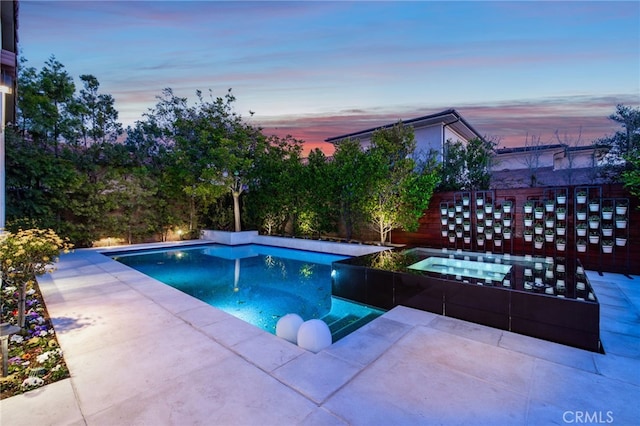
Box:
left=602, top=228, right=613, bottom=237
left=589, top=203, right=600, bottom=213
left=589, top=235, right=600, bottom=244
left=577, top=228, right=587, bottom=237
left=616, top=237, right=627, bottom=247
left=616, top=206, right=627, bottom=215
left=577, top=212, right=587, bottom=220
left=602, top=211, right=613, bottom=220
left=616, top=220, right=627, bottom=229
left=602, top=244, right=613, bottom=254
left=576, top=194, right=587, bottom=204
left=577, top=244, right=587, bottom=253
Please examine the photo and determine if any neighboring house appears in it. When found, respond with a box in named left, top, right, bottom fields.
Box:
left=325, top=109, right=484, bottom=160
left=491, top=143, right=605, bottom=188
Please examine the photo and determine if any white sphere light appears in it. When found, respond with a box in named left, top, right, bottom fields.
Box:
left=276, top=313, right=304, bottom=344
left=297, top=319, right=332, bottom=353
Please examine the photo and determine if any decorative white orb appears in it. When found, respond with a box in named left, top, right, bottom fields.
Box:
left=276, top=313, right=304, bottom=344
left=297, top=319, right=332, bottom=353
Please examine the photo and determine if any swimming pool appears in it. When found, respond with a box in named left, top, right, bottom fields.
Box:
left=110, top=243, right=385, bottom=342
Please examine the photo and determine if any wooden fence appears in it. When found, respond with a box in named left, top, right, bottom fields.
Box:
left=391, top=184, right=639, bottom=275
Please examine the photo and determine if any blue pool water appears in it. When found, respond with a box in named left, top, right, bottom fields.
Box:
left=111, top=244, right=385, bottom=342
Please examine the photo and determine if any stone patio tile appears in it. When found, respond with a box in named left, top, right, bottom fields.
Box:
left=593, top=352, right=640, bottom=386
left=86, top=355, right=317, bottom=426
left=175, top=304, right=234, bottom=328
left=379, top=305, right=439, bottom=326
left=199, top=315, right=265, bottom=347
left=65, top=322, right=233, bottom=417
left=50, top=294, right=183, bottom=356
left=393, top=327, right=535, bottom=394
left=599, top=330, right=640, bottom=358
left=428, top=315, right=504, bottom=346
left=324, top=325, right=398, bottom=367
left=231, top=331, right=305, bottom=372
left=301, top=407, right=349, bottom=426
left=0, top=379, right=84, bottom=426
left=272, top=351, right=363, bottom=404
left=351, top=316, right=411, bottom=342
left=529, top=358, right=640, bottom=424
left=498, top=330, right=597, bottom=373
left=324, top=336, right=528, bottom=426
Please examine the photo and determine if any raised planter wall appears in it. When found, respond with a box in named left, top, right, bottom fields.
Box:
left=392, top=184, right=639, bottom=275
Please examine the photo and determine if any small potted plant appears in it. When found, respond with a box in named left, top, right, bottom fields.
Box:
left=615, top=236, right=627, bottom=246
left=556, top=237, right=566, bottom=251
left=616, top=201, right=628, bottom=215
left=534, top=206, right=544, bottom=219
left=545, top=216, right=555, bottom=228
left=576, top=223, right=587, bottom=237
left=494, top=236, right=503, bottom=247
left=448, top=222, right=456, bottom=231
left=477, top=234, right=485, bottom=246
left=462, top=195, right=470, bottom=206
left=503, top=227, right=512, bottom=240
left=455, top=203, right=463, bottom=213
left=463, top=220, right=471, bottom=232
left=534, top=235, right=544, bottom=249
left=545, top=199, right=555, bottom=212
left=576, top=239, right=587, bottom=252
left=588, top=215, right=600, bottom=229
left=441, top=217, right=448, bottom=226
left=485, top=228, right=494, bottom=240
left=477, top=224, right=485, bottom=234
left=556, top=225, right=566, bottom=236
left=589, top=199, right=600, bottom=212
left=601, top=240, right=614, bottom=254
left=524, top=229, right=533, bottom=242
left=448, top=233, right=456, bottom=243
left=576, top=190, right=587, bottom=204
left=503, top=200, right=513, bottom=214
left=615, top=215, right=627, bottom=229
left=440, top=206, right=448, bottom=215
left=589, top=232, right=600, bottom=245
left=545, top=229, right=555, bottom=243
left=524, top=201, right=534, bottom=214
left=476, top=195, right=484, bottom=207
left=556, top=207, right=566, bottom=221
left=534, top=223, right=544, bottom=235
left=557, top=193, right=567, bottom=205
left=576, top=208, right=587, bottom=221
left=602, top=205, right=614, bottom=220
left=463, top=209, right=470, bottom=219
left=602, top=222, right=614, bottom=237
left=455, top=215, right=463, bottom=225
left=476, top=210, right=484, bottom=220
left=493, top=210, right=502, bottom=220
left=485, top=218, right=493, bottom=227
left=503, top=216, right=512, bottom=227
left=524, top=215, right=533, bottom=227
left=448, top=206, right=456, bottom=218
left=484, top=204, right=493, bottom=214
left=464, top=236, right=471, bottom=244
left=441, top=229, right=448, bottom=237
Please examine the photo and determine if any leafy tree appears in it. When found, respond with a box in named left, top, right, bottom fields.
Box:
left=439, top=139, right=466, bottom=191
left=331, top=138, right=374, bottom=240
left=596, top=104, right=640, bottom=183
left=365, top=123, right=440, bottom=244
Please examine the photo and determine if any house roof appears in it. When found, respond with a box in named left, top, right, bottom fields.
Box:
left=324, top=108, right=484, bottom=144
left=496, top=143, right=603, bottom=155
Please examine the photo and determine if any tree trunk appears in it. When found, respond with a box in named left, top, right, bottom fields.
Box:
left=233, top=191, right=241, bottom=232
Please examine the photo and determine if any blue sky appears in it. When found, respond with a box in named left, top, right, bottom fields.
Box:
left=18, top=0, right=640, bottom=154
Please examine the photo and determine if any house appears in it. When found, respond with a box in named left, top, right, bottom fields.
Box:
left=491, top=143, right=605, bottom=188
left=325, top=109, right=484, bottom=160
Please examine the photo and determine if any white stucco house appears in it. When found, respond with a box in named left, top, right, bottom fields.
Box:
left=325, top=109, right=484, bottom=160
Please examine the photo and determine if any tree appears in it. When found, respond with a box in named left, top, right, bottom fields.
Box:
left=439, top=139, right=466, bottom=191
left=365, top=123, right=440, bottom=244
left=439, top=137, right=495, bottom=191
left=331, top=138, right=374, bottom=240
left=596, top=104, right=640, bottom=183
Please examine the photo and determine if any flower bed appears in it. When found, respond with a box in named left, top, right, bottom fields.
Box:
left=1, top=280, right=69, bottom=399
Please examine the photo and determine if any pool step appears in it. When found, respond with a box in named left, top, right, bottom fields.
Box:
left=322, top=312, right=382, bottom=342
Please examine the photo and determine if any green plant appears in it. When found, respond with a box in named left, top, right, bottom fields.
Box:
left=0, top=229, right=73, bottom=328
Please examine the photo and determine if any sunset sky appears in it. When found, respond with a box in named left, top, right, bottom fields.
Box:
left=18, top=1, right=640, bottom=155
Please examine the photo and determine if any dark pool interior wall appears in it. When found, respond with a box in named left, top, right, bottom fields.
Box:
left=331, top=248, right=601, bottom=352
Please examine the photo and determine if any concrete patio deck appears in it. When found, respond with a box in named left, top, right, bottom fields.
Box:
left=1, top=246, right=639, bottom=425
